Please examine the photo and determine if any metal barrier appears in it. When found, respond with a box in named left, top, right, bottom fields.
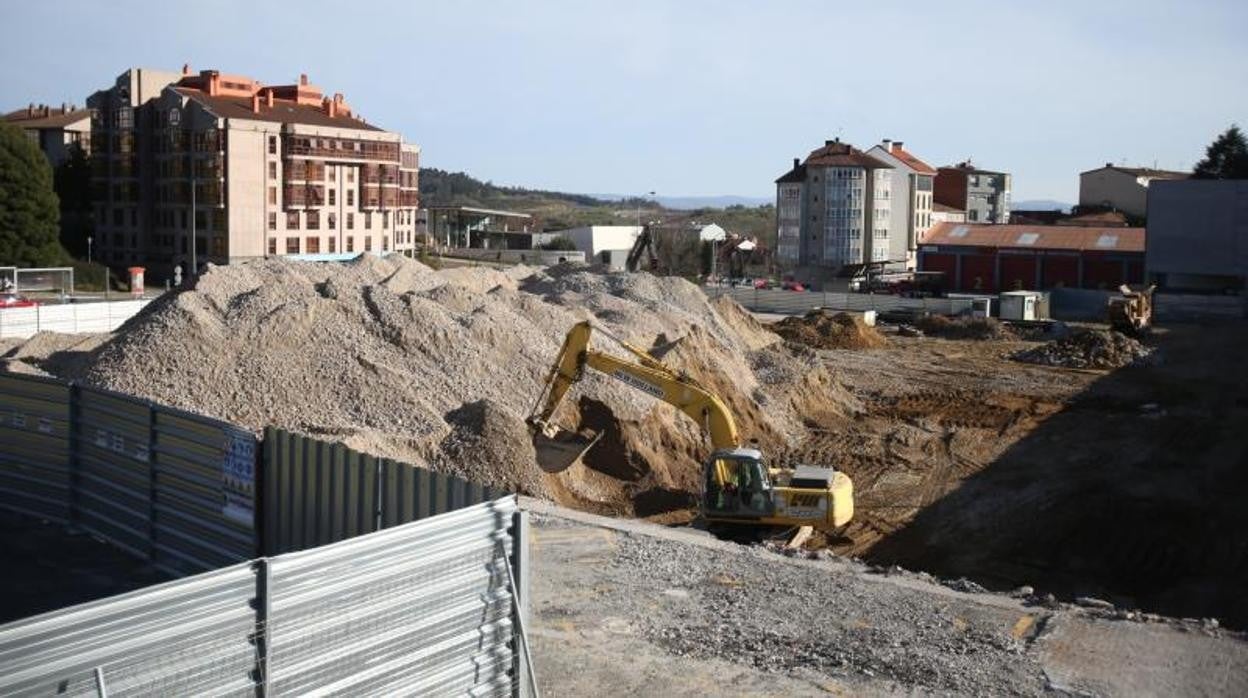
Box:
left=0, top=299, right=152, bottom=339
left=262, top=426, right=506, bottom=555
left=0, top=498, right=529, bottom=697
left=704, top=286, right=971, bottom=317
left=0, top=374, right=72, bottom=522
left=0, top=374, right=259, bottom=577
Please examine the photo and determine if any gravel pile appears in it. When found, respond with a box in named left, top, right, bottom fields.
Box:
left=46, top=256, right=853, bottom=511
left=607, top=532, right=1045, bottom=694
left=771, top=310, right=887, bottom=350
left=1013, top=329, right=1153, bottom=369
left=914, top=314, right=1015, bottom=341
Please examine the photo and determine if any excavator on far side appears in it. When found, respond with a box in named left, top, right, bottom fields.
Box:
left=527, top=320, right=854, bottom=530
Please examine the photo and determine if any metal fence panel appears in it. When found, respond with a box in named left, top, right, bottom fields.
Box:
left=152, top=405, right=257, bottom=576
left=267, top=497, right=520, bottom=697
left=0, top=299, right=152, bottom=339
left=0, top=374, right=71, bottom=521
left=263, top=426, right=506, bottom=555
left=0, top=562, right=259, bottom=697
left=75, top=386, right=154, bottom=559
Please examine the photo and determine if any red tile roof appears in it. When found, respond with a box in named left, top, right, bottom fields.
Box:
left=4, top=106, right=91, bottom=129
left=922, top=222, right=1144, bottom=252
left=932, top=202, right=964, bottom=213
left=174, top=87, right=382, bottom=131
left=886, top=144, right=936, bottom=175
left=804, top=140, right=891, bottom=169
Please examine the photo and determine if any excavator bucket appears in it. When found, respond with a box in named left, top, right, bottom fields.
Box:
left=533, top=428, right=602, bottom=473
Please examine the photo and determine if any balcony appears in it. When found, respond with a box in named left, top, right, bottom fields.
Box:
left=284, top=137, right=399, bottom=163
left=399, top=190, right=419, bottom=207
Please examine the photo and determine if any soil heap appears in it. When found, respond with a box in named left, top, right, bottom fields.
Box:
left=771, top=310, right=888, bottom=350
left=914, top=315, right=1015, bottom=341
left=40, top=256, right=856, bottom=517
left=1013, top=329, right=1152, bottom=369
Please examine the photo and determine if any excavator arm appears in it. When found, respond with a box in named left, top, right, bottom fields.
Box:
left=528, top=320, right=741, bottom=471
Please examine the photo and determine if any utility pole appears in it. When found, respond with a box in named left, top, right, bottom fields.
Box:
left=636, top=191, right=655, bottom=229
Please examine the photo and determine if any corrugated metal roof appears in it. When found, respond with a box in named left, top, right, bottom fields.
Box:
left=922, top=222, right=1145, bottom=252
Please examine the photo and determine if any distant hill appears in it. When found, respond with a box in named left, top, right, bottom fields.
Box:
left=419, top=168, right=777, bottom=240
left=1012, top=199, right=1072, bottom=212
left=590, top=194, right=773, bottom=210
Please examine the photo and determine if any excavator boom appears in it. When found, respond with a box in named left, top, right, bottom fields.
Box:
left=528, top=320, right=740, bottom=471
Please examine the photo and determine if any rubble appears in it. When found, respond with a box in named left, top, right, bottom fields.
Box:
left=1012, top=328, right=1153, bottom=369
left=914, top=314, right=1015, bottom=341
left=770, top=310, right=888, bottom=350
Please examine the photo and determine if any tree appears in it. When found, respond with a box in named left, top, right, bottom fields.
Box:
left=539, top=235, right=578, bottom=251
left=54, top=144, right=94, bottom=257
left=0, top=122, right=65, bottom=266
left=1192, top=125, right=1248, bottom=179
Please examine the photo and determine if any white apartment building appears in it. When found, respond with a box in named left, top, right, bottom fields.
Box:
left=866, top=139, right=936, bottom=270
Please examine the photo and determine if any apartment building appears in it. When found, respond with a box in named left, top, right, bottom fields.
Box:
left=87, top=66, right=420, bottom=278
left=774, top=139, right=893, bottom=278
left=934, top=161, right=1011, bottom=224
left=1080, top=164, right=1187, bottom=220
left=4, top=103, right=93, bottom=165
left=865, top=139, right=936, bottom=270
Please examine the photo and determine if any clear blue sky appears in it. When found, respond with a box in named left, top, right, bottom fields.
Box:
left=2, top=1, right=1245, bottom=203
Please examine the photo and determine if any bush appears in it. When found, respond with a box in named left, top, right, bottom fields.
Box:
left=539, top=236, right=578, bottom=251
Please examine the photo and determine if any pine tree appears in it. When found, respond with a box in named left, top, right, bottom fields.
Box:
left=0, top=122, right=65, bottom=266
left=1192, top=125, right=1248, bottom=179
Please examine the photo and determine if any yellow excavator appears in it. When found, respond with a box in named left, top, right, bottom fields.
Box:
left=527, top=320, right=854, bottom=530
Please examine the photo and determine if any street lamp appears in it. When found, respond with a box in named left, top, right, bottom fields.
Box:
left=168, top=108, right=197, bottom=284
left=87, top=236, right=93, bottom=265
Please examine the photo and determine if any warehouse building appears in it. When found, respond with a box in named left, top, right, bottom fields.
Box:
left=918, top=223, right=1145, bottom=292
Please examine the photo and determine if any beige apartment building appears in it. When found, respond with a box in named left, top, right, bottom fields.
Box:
left=3, top=103, right=93, bottom=165
left=87, top=66, right=420, bottom=278
left=1079, top=164, right=1187, bottom=220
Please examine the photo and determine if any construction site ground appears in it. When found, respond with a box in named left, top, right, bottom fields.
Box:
left=645, top=318, right=1248, bottom=630
left=525, top=499, right=1248, bottom=696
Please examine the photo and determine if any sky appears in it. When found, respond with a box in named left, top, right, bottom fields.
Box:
left=2, top=0, right=1245, bottom=204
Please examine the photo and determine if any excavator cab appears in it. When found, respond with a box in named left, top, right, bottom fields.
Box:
left=702, top=448, right=775, bottom=518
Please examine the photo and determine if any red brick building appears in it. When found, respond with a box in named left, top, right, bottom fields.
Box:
left=918, top=223, right=1145, bottom=292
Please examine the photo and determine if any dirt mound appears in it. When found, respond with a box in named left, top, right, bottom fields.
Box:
left=771, top=310, right=887, bottom=350
left=914, top=315, right=1015, bottom=341
left=1013, top=329, right=1153, bottom=369
left=36, top=256, right=845, bottom=518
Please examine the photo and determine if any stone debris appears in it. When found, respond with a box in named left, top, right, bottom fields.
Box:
left=771, top=310, right=888, bottom=350
left=1013, top=329, right=1153, bottom=369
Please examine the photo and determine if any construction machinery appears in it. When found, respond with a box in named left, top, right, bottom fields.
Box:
left=527, top=320, right=854, bottom=530
left=1108, top=284, right=1156, bottom=335
left=625, top=225, right=659, bottom=273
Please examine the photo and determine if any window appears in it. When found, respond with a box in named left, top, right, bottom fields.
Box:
left=268, top=212, right=277, bottom=230
left=364, top=236, right=372, bottom=252
left=285, top=237, right=300, bottom=254
left=382, top=212, right=389, bottom=228
left=211, top=236, right=227, bottom=257
left=328, top=213, right=336, bottom=230
left=268, top=136, right=277, bottom=154
left=346, top=236, right=354, bottom=252
left=181, top=210, right=188, bottom=229
left=113, top=208, right=123, bottom=226
left=328, top=237, right=336, bottom=253
left=347, top=169, right=354, bottom=183
left=382, top=236, right=389, bottom=251
left=195, top=211, right=206, bottom=230
left=347, top=213, right=354, bottom=229
left=269, top=162, right=277, bottom=180
left=347, top=190, right=354, bottom=206
left=287, top=211, right=300, bottom=229
left=306, top=211, right=320, bottom=229
left=968, top=210, right=978, bottom=222
left=364, top=212, right=372, bottom=228
left=329, top=190, right=336, bottom=206
left=306, top=237, right=320, bottom=254
left=130, top=209, right=138, bottom=226
left=268, top=187, right=277, bottom=205
left=326, top=168, right=333, bottom=182
left=268, top=238, right=277, bottom=255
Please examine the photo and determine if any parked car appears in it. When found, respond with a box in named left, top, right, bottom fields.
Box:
left=781, top=280, right=806, bottom=292
left=752, top=278, right=769, bottom=289
left=0, top=293, right=36, bottom=309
